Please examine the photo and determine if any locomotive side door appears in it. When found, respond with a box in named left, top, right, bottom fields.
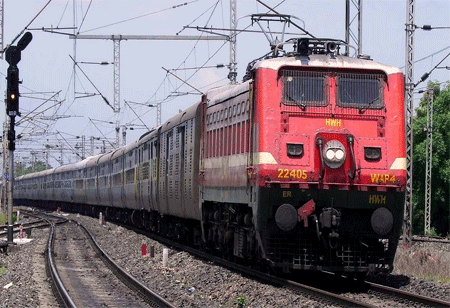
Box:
left=246, top=82, right=255, bottom=198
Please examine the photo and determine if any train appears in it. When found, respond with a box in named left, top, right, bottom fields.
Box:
left=14, top=38, right=406, bottom=277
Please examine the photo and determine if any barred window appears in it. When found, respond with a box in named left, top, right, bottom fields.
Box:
left=337, top=73, right=384, bottom=109
left=282, top=70, right=328, bottom=107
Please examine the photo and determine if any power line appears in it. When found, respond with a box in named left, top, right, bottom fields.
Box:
left=80, top=0, right=200, bottom=33
left=401, top=45, right=450, bottom=69
left=69, top=54, right=113, bottom=110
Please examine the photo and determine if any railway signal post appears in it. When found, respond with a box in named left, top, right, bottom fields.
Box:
left=4, top=31, right=32, bottom=244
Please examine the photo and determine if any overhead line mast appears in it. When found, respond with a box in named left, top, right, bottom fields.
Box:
left=424, top=88, right=433, bottom=234
left=404, top=0, right=415, bottom=244
left=345, top=0, right=362, bottom=56
left=229, top=0, right=237, bottom=83
left=0, top=0, right=3, bottom=59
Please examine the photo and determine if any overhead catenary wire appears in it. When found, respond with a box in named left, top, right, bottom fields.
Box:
left=77, top=0, right=93, bottom=34
left=414, top=51, right=450, bottom=89
left=80, top=0, right=200, bottom=34
left=56, top=0, right=70, bottom=28
left=56, top=131, right=82, bottom=159
left=69, top=54, right=114, bottom=110
left=1, top=0, right=53, bottom=53
left=401, top=45, right=450, bottom=69
left=123, top=101, right=150, bottom=131
left=88, top=118, right=116, bottom=149
left=17, top=91, right=63, bottom=126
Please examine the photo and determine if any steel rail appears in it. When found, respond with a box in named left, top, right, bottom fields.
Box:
left=0, top=218, right=42, bottom=230
left=365, top=281, right=450, bottom=307
left=0, top=220, right=45, bottom=235
left=16, top=208, right=78, bottom=307
left=46, top=219, right=78, bottom=308
left=412, top=236, right=450, bottom=244
left=77, top=222, right=177, bottom=308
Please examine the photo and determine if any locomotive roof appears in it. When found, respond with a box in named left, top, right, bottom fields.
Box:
left=253, top=54, right=402, bottom=75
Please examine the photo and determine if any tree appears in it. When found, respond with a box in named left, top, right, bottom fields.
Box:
left=412, top=81, right=450, bottom=236
left=15, top=160, right=52, bottom=177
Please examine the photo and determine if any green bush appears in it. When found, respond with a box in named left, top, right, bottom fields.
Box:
left=0, top=212, right=17, bottom=224
left=426, top=227, right=439, bottom=237
left=0, top=213, right=6, bottom=224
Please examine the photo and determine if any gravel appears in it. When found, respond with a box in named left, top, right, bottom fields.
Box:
left=1, top=209, right=450, bottom=307
left=0, top=226, right=58, bottom=308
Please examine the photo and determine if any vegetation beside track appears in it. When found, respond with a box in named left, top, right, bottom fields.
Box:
left=394, top=243, right=450, bottom=284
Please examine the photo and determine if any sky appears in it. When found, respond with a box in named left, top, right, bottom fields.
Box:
left=1, top=0, right=449, bottom=168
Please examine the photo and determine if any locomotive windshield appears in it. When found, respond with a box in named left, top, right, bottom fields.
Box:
left=281, top=70, right=385, bottom=110
left=282, top=71, right=328, bottom=107
left=337, top=73, right=384, bottom=109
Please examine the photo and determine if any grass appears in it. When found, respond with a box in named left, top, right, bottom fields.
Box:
left=394, top=244, right=450, bottom=284
left=0, top=213, right=6, bottom=224
left=0, top=212, right=17, bottom=225
left=0, top=267, right=6, bottom=276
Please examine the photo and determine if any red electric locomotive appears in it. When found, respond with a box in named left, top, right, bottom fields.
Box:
left=201, top=38, right=406, bottom=275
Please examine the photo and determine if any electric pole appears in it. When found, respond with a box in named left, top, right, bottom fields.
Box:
left=0, top=0, right=3, bottom=59
left=229, top=0, right=237, bottom=83
left=424, top=88, right=433, bottom=234
left=404, top=0, right=415, bottom=244
left=345, top=0, right=362, bottom=56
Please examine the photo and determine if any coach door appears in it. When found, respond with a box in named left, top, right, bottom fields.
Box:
left=178, top=126, right=186, bottom=217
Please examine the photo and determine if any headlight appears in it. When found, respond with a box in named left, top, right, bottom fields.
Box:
left=323, top=140, right=346, bottom=168
left=364, top=147, right=382, bottom=161
left=287, top=143, right=304, bottom=157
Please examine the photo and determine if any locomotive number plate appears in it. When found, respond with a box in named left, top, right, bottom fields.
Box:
left=277, top=168, right=308, bottom=180
left=370, top=173, right=396, bottom=184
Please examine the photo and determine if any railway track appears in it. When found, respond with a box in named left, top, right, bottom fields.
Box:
left=0, top=209, right=64, bottom=236
left=363, top=281, right=450, bottom=307
left=11, top=208, right=449, bottom=307
left=29, top=209, right=177, bottom=308
left=412, top=236, right=450, bottom=244
left=129, top=222, right=450, bottom=308
left=131, top=225, right=374, bottom=307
